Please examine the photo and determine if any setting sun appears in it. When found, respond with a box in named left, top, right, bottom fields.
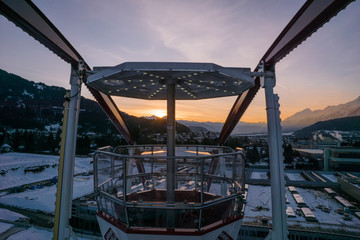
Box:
left=153, top=110, right=167, bottom=118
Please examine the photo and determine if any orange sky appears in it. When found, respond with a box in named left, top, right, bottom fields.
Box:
left=1, top=0, right=359, bottom=124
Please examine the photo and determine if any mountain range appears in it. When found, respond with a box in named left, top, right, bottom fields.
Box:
left=0, top=69, right=190, bottom=139
left=179, top=96, right=360, bottom=134
left=294, top=116, right=360, bottom=138
left=178, top=120, right=267, bottom=135
left=1, top=68, right=359, bottom=136
left=282, top=96, right=360, bottom=131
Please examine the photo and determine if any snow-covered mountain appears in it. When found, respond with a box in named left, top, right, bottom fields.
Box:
left=282, top=96, right=360, bottom=131
left=178, top=120, right=267, bottom=134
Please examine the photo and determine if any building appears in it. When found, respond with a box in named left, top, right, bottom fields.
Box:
left=294, top=149, right=324, bottom=170
left=324, top=147, right=360, bottom=171
left=0, top=143, right=12, bottom=153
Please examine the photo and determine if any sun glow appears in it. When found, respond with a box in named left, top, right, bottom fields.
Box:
left=153, top=110, right=167, bottom=118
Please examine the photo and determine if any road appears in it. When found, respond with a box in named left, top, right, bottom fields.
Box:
left=0, top=226, right=27, bottom=240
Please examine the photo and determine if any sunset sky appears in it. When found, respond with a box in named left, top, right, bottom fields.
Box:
left=1, top=0, right=359, bottom=123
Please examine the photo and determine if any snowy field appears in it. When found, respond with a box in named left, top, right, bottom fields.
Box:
left=250, top=171, right=268, bottom=180
left=0, top=208, right=28, bottom=221
left=0, top=222, right=13, bottom=235
left=286, top=172, right=305, bottom=181
left=0, top=152, right=93, bottom=190
left=0, top=175, right=93, bottom=213
left=0, top=208, right=28, bottom=235
left=7, top=227, right=93, bottom=240
left=243, top=185, right=360, bottom=234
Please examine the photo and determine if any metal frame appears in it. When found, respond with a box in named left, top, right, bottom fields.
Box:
left=93, top=145, right=245, bottom=232
left=218, top=0, right=355, bottom=146
left=0, top=1, right=356, bottom=239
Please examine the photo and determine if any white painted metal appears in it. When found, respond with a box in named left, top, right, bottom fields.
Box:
left=126, top=149, right=134, bottom=193
left=166, top=79, right=176, bottom=228
left=86, top=62, right=254, bottom=100
left=260, top=63, right=287, bottom=240
left=96, top=215, right=242, bottom=240
left=57, top=66, right=82, bottom=240
left=219, top=149, right=227, bottom=196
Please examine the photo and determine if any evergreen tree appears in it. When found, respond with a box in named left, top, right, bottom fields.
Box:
left=283, top=143, right=294, bottom=163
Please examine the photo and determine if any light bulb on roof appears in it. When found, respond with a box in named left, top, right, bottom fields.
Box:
left=104, top=80, right=108, bottom=83
left=133, top=86, right=137, bottom=88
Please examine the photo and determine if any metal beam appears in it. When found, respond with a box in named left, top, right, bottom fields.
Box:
left=0, top=0, right=84, bottom=66
left=166, top=80, right=176, bottom=229
left=53, top=66, right=82, bottom=240
left=261, top=66, right=287, bottom=240
left=218, top=78, right=260, bottom=145
left=86, top=85, right=134, bottom=145
left=218, top=0, right=355, bottom=144
left=0, top=0, right=134, bottom=143
left=263, top=0, right=355, bottom=68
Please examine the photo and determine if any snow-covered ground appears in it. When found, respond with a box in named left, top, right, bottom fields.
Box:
left=6, top=227, right=93, bottom=240
left=0, top=175, right=93, bottom=213
left=286, top=172, right=305, bottom=181
left=0, top=152, right=92, bottom=190
left=0, top=222, right=13, bottom=235
left=243, top=185, right=272, bottom=218
left=0, top=208, right=28, bottom=235
left=0, top=208, right=28, bottom=221
left=243, top=185, right=360, bottom=234
left=250, top=171, right=268, bottom=180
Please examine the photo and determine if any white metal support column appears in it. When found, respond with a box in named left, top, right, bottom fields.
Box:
left=260, top=63, right=287, bottom=240
left=166, top=79, right=176, bottom=228
left=219, top=149, right=227, bottom=196
left=53, top=65, right=82, bottom=240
